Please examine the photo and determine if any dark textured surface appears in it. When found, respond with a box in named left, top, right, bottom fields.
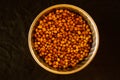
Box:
left=0, top=0, right=120, bottom=80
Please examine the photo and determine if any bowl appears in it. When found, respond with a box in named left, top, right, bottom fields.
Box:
left=28, top=4, right=99, bottom=74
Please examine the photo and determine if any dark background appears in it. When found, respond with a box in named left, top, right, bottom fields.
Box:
left=0, top=0, right=120, bottom=80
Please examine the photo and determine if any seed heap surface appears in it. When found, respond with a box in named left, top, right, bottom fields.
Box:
left=33, top=9, right=92, bottom=69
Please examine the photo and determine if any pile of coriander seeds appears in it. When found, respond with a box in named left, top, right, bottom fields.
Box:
left=33, top=9, right=92, bottom=69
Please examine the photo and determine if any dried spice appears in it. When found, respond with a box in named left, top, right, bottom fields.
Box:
left=32, top=9, right=92, bottom=69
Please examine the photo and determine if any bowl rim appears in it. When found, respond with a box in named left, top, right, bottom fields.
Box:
left=28, top=4, right=99, bottom=75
